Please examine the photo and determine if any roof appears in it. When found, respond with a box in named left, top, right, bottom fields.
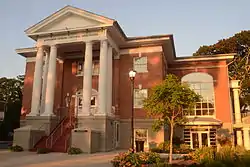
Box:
left=186, top=117, right=222, bottom=126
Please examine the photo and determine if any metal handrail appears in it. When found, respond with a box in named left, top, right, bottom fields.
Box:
left=32, top=123, right=46, bottom=148
left=45, top=116, right=67, bottom=148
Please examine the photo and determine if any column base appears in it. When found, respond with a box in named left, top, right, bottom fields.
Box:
left=41, top=112, right=55, bottom=117
left=73, top=115, right=117, bottom=152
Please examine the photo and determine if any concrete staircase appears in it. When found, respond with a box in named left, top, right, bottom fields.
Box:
left=32, top=117, right=74, bottom=152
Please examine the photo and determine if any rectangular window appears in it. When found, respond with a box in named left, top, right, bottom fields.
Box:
left=134, top=129, right=148, bottom=147
left=76, top=61, right=99, bottom=75
left=134, top=89, right=148, bottom=108
left=133, top=56, right=147, bottom=73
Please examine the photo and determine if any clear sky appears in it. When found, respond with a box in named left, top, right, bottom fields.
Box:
left=0, top=0, right=249, bottom=77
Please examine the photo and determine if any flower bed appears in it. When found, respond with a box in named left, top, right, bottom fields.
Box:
left=111, top=149, right=161, bottom=167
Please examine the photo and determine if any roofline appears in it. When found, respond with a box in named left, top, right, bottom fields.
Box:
left=25, top=5, right=115, bottom=35
left=15, top=47, right=37, bottom=57
left=174, top=53, right=236, bottom=62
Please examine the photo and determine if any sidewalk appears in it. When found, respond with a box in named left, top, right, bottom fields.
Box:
left=0, top=150, right=123, bottom=167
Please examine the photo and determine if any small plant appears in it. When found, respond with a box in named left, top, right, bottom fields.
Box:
left=37, top=148, right=51, bottom=154
left=9, top=145, right=23, bottom=152
left=67, top=147, right=83, bottom=155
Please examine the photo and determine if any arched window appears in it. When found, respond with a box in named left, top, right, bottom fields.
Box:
left=75, top=89, right=98, bottom=111
left=182, top=72, right=215, bottom=116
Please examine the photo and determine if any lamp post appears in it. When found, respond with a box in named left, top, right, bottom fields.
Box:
left=129, top=70, right=136, bottom=153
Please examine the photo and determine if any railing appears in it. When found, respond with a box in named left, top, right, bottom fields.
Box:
left=31, top=123, right=46, bottom=148
left=45, top=116, right=67, bottom=148
left=241, top=111, right=250, bottom=118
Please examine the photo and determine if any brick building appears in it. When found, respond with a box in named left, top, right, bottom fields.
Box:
left=14, top=6, right=248, bottom=152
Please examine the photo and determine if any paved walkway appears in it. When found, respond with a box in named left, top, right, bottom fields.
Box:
left=0, top=150, right=122, bottom=167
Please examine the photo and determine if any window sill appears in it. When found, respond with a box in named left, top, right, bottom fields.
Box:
left=134, top=70, right=148, bottom=73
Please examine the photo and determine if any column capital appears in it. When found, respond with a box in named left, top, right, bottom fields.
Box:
left=85, top=40, right=93, bottom=45
left=233, top=88, right=240, bottom=91
left=50, top=44, right=58, bottom=49
left=101, top=39, right=108, bottom=44
left=243, top=127, right=250, bottom=130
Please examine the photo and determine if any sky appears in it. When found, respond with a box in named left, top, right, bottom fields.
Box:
left=0, top=0, right=249, bottom=77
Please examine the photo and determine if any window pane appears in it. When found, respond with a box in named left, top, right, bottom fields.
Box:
left=134, top=57, right=147, bottom=72
left=203, top=109, right=209, bottom=115
left=209, top=109, right=214, bottom=115
left=196, top=109, right=202, bottom=115
left=202, top=103, right=208, bottom=109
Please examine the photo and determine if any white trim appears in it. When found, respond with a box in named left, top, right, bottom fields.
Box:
left=127, top=36, right=170, bottom=44
left=169, top=65, right=228, bottom=70
left=26, top=57, right=63, bottom=63
left=174, top=54, right=234, bottom=62
left=120, top=46, right=162, bottom=55
left=185, top=121, right=221, bottom=126
left=16, top=47, right=37, bottom=54
left=107, top=33, right=119, bottom=53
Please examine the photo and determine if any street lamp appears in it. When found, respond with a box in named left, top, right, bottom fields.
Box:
left=129, top=70, right=136, bottom=153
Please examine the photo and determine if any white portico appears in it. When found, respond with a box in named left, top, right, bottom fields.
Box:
left=21, top=6, right=121, bottom=118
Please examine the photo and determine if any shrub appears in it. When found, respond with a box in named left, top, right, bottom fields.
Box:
left=158, top=141, right=170, bottom=152
left=67, top=147, right=83, bottom=155
left=150, top=147, right=165, bottom=153
left=9, top=145, right=23, bottom=152
left=111, top=149, right=160, bottom=167
left=190, top=147, right=215, bottom=164
left=37, top=148, right=51, bottom=154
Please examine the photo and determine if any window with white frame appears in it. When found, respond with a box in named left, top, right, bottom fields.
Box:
left=76, top=61, right=99, bottom=75
left=134, top=89, right=148, bottom=108
left=182, top=73, right=215, bottom=116
left=133, top=56, right=147, bottom=73
left=134, top=129, right=148, bottom=147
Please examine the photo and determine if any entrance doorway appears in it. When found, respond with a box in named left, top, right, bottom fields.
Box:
left=191, top=132, right=210, bottom=149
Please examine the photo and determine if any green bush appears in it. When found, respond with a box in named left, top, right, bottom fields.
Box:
left=9, top=145, right=23, bottom=152
left=67, top=147, right=83, bottom=155
left=37, top=148, right=51, bottom=154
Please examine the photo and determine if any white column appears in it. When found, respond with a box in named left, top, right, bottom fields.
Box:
left=243, top=127, right=250, bottom=150
left=107, top=46, right=113, bottom=116
left=97, top=39, right=108, bottom=115
left=233, top=88, right=242, bottom=124
left=29, top=46, right=44, bottom=116
left=81, top=41, right=93, bottom=116
left=42, top=45, right=57, bottom=116
left=237, top=130, right=243, bottom=146
left=40, top=51, right=49, bottom=115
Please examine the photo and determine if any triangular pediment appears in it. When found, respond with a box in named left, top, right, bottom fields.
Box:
left=25, top=6, right=115, bottom=35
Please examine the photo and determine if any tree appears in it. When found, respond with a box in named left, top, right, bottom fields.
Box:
left=0, top=75, right=24, bottom=141
left=193, top=30, right=250, bottom=112
left=143, top=74, right=200, bottom=164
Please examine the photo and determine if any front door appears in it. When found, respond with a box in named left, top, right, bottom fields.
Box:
left=191, top=132, right=209, bottom=149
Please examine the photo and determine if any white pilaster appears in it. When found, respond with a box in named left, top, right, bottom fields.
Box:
left=107, top=46, right=113, bottom=116
left=97, top=39, right=108, bottom=115
left=237, top=130, right=243, bottom=146
left=42, top=45, right=57, bottom=116
left=30, top=46, right=44, bottom=116
left=40, top=51, right=50, bottom=115
left=243, top=127, right=250, bottom=150
left=81, top=41, right=93, bottom=116
left=233, top=88, right=242, bottom=124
